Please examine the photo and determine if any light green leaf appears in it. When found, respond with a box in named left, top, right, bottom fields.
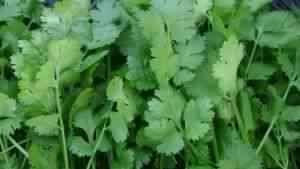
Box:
left=212, top=36, right=244, bottom=95
left=247, top=63, right=276, bottom=80
left=80, top=50, right=108, bottom=72
left=69, top=136, right=93, bottom=157
left=48, top=38, right=82, bottom=71
left=73, top=110, right=98, bottom=139
left=0, top=93, right=16, bottom=118
left=145, top=85, right=185, bottom=125
left=110, top=111, right=128, bottom=142
left=26, top=114, right=59, bottom=136
left=219, top=142, right=261, bottom=169
left=184, top=98, right=214, bottom=140
left=144, top=120, right=184, bottom=155
left=107, top=77, right=127, bottom=102
left=173, top=69, right=195, bottom=86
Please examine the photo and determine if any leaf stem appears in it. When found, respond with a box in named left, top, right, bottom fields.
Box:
left=55, top=67, right=70, bottom=169
left=6, top=136, right=28, bottom=158
left=0, top=137, right=10, bottom=169
left=245, top=30, right=263, bottom=77
left=231, top=96, right=249, bottom=143
left=256, top=76, right=295, bottom=154
left=0, top=139, right=29, bottom=154
left=86, top=124, right=107, bottom=169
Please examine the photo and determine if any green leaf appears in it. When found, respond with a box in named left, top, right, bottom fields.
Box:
left=80, top=50, right=108, bottom=72
left=109, top=111, right=128, bottom=143
left=48, top=38, right=82, bottom=71
left=0, top=93, right=16, bottom=118
left=89, top=0, right=123, bottom=49
left=119, top=27, right=156, bottom=90
left=151, top=0, right=196, bottom=42
left=145, top=85, right=185, bottom=125
left=149, top=32, right=177, bottom=85
left=0, top=0, right=21, bottom=21
left=107, top=77, right=127, bottom=102
left=111, top=146, right=135, bottom=169
left=247, top=63, right=276, bottom=80
left=219, top=142, right=262, bottom=169
left=194, top=0, right=213, bottom=17
left=281, top=106, right=300, bottom=122
left=277, top=53, right=294, bottom=79
left=73, top=110, right=98, bottom=140
left=173, top=69, right=195, bottom=86
left=144, top=120, right=184, bottom=155
left=134, top=149, right=152, bottom=169
left=256, top=11, right=300, bottom=48
left=176, top=35, right=206, bottom=70
left=26, top=114, right=59, bottom=136
left=212, top=36, right=244, bottom=95
left=69, top=136, right=93, bottom=157
left=244, top=0, right=271, bottom=12
left=28, top=139, right=59, bottom=169
left=184, top=98, right=214, bottom=140
left=0, top=118, right=21, bottom=136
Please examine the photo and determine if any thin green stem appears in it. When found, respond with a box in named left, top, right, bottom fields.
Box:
left=212, top=127, right=219, bottom=162
left=245, top=30, right=263, bottom=77
left=231, top=96, right=249, bottom=143
left=86, top=124, right=107, bottom=169
left=7, top=136, right=28, bottom=158
left=0, top=137, right=10, bottom=169
left=55, top=67, right=70, bottom=169
left=0, top=139, right=29, bottom=154
left=256, top=76, right=295, bottom=154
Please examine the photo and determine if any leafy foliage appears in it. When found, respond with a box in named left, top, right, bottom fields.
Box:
left=0, top=0, right=300, bottom=169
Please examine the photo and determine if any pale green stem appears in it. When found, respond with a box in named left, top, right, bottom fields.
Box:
left=256, top=75, right=295, bottom=154
left=7, top=136, right=28, bottom=158
left=55, top=67, right=70, bottom=169
left=86, top=125, right=107, bottom=169
left=0, top=137, right=10, bottom=169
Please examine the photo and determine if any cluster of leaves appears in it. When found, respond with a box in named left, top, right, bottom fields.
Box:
left=1, top=0, right=300, bottom=169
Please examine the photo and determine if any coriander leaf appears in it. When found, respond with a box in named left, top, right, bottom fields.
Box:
left=0, top=118, right=21, bottom=136
left=0, top=93, right=17, bottom=118
left=219, top=142, right=262, bottom=169
left=111, top=146, right=135, bottom=169
left=176, top=35, right=206, bottom=70
left=244, top=0, right=272, bottom=12
left=69, top=136, right=93, bottom=157
left=144, top=120, right=184, bottom=155
left=73, top=109, right=98, bottom=140
left=281, top=106, right=300, bottom=122
left=173, top=69, right=195, bottom=86
left=256, top=11, right=300, bottom=48
left=277, top=52, right=294, bottom=79
left=247, top=63, right=276, bottom=80
left=0, top=0, right=21, bottom=21
left=214, top=0, right=236, bottom=10
left=110, top=111, right=128, bottom=143
left=48, top=38, right=82, bottom=72
left=89, top=0, right=124, bottom=49
left=107, top=77, right=127, bottom=103
left=26, top=114, right=59, bottom=136
left=80, top=50, right=108, bottom=72
left=70, top=88, right=95, bottom=114
left=145, top=85, right=185, bottom=125
left=184, top=98, right=214, bottom=140
left=194, top=0, right=213, bottom=17
left=212, top=36, right=244, bottom=95
left=134, top=149, right=152, bottom=169
left=118, top=27, right=156, bottom=90
left=28, top=139, right=60, bottom=169
left=151, top=0, right=196, bottom=42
